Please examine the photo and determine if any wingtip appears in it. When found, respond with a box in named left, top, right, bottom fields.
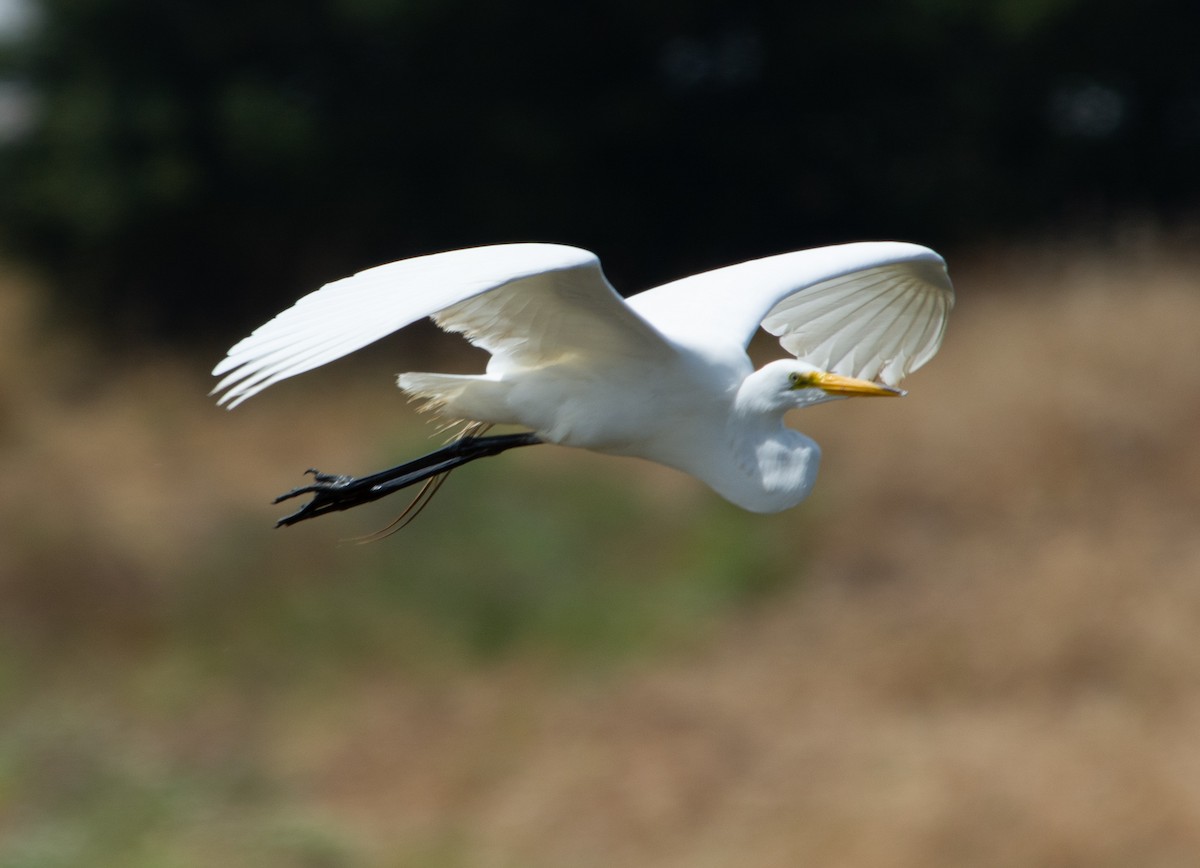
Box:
left=209, top=379, right=250, bottom=409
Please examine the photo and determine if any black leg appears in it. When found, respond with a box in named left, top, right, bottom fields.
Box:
left=273, top=432, right=542, bottom=527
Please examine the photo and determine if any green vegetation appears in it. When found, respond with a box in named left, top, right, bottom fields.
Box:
left=2, top=0, right=1197, bottom=334
left=178, top=460, right=801, bottom=672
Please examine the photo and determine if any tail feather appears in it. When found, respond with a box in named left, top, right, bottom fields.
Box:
left=397, top=372, right=514, bottom=424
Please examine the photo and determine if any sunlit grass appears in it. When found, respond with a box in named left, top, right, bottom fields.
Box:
left=6, top=243, right=1200, bottom=866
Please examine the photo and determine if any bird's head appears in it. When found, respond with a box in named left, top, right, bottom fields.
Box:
left=738, top=359, right=904, bottom=414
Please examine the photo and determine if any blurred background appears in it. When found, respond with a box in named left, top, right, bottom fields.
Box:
left=2, top=0, right=1200, bottom=865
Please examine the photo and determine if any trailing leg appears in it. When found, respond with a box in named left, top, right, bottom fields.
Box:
left=273, top=432, right=542, bottom=527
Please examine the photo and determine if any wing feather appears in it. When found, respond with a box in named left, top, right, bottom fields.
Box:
left=801, top=270, right=927, bottom=378
left=628, top=242, right=953, bottom=386
left=212, top=243, right=671, bottom=408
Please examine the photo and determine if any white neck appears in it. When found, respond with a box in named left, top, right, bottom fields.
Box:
left=603, top=362, right=824, bottom=513
left=643, top=391, right=820, bottom=514
left=717, top=402, right=822, bottom=513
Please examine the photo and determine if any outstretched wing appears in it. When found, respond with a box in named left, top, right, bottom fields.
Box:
left=626, top=242, right=953, bottom=386
left=212, top=243, right=672, bottom=408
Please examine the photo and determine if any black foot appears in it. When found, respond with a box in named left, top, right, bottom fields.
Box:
left=273, top=468, right=375, bottom=527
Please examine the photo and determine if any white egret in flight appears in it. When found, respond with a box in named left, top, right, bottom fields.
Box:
left=213, top=242, right=953, bottom=529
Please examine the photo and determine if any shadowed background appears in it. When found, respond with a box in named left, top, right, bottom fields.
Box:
left=2, top=1, right=1199, bottom=865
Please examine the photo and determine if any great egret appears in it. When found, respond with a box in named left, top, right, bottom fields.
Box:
left=213, top=242, right=953, bottom=528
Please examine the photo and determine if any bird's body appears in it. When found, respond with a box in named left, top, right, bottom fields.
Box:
left=407, top=348, right=819, bottom=512
left=213, top=242, right=953, bottom=525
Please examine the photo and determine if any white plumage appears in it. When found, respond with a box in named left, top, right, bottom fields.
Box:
left=214, top=241, right=953, bottom=520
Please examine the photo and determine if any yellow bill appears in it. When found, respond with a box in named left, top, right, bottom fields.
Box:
left=811, top=371, right=905, bottom=398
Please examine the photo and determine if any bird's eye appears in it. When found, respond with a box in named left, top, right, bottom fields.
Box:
left=788, top=371, right=812, bottom=387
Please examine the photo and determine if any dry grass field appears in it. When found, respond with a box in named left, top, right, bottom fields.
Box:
left=2, top=238, right=1200, bottom=866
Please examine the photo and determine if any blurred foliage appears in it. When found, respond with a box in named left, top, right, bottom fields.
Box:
left=3, top=454, right=799, bottom=677
left=0, top=258, right=805, bottom=864
left=0, top=0, right=1197, bottom=336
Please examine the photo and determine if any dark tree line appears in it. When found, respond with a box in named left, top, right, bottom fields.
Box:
left=0, top=0, right=1196, bottom=338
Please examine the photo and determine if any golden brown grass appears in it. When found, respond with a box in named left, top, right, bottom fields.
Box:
left=3, top=241, right=1200, bottom=866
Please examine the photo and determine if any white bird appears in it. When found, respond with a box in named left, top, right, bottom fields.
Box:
left=213, top=242, right=953, bottom=528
